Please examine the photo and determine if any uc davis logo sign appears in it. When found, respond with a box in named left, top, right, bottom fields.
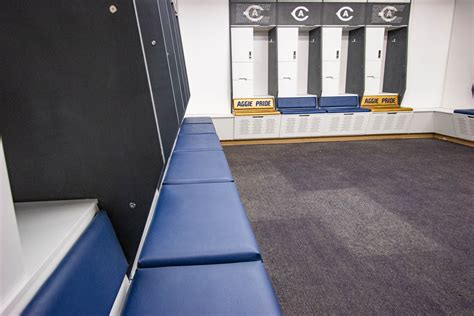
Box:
left=243, top=5, right=264, bottom=22
left=379, top=6, right=398, bottom=23
left=291, top=6, right=309, bottom=22
left=336, top=6, right=354, bottom=22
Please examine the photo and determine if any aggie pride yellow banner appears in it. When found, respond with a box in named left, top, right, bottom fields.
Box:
left=232, top=97, right=275, bottom=110
left=361, top=95, right=398, bottom=107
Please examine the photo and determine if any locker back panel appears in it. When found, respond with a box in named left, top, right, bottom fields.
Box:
left=308, top=28, right=322, bottom=96
left=0, top=0, right=165, bottom=264
left=268, top=28, right=278, bottom=97
left=173, top=7, right=191, bottom=107
left=136, top=0, right=180, bottom=160
left=346, top=27, right=365, bottom=98
left=383, top=27, right=408, bottom=102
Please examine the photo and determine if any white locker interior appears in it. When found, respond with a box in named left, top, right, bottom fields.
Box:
left=365, top=27, right=386, bottom=94
left=321, top=27, right=342, bottom=95
left=277, top=27, right=298, bottom=96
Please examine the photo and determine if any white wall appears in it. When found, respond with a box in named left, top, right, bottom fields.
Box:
left=441, top=0, right=473, bottom=109
left=402, top=0, right=456, bottom=108
left=177, top=0, right=232, bottom=116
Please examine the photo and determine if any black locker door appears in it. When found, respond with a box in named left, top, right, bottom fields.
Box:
left=135, top=0, right=180, bottom=160
left=308, top=28, right=322, bottom=96
left=268, top=28, right=278, bottom=97
left=383, top=27, right=408, bottom=102
left=173, top=7, right=191, bottom=105
left=346, top=27, right=365, bottom=99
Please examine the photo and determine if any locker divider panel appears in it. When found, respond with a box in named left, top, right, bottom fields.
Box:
left=346, top=27, right=365, bottom=98
left=173, top=7, right=191, bottom=106
left=268, top=27, right=278, bottom=97
left=383, top=27, right=408, bottom=102
left=0, top=0, right=165, bottom=265
left=136, top=0, right=180, bottom=160
left=308, top=28, right=322, bottom=96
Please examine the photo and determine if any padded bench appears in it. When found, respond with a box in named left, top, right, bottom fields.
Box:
left=164, top=150, right=233, bottom=184
left=320, top=95, right=371, bottom=113
left=183, top=117, right=213, bottom=124
left=139, top=182, right=260, bottom=268
left=179, top=122, right=216, bottom=135
left=174, top=133, right=222, bottom=152
left=454, top=109, right=474, bottom=115
left=277, top=96, right=326, bottom=115
left=23, top=211, right=128, bottom=315
left=123, top=261, right=282, bottom=316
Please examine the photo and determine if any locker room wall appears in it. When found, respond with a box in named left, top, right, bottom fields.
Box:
left=441, top=0, right=473, bottom=109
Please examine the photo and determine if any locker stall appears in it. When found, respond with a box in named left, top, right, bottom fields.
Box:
left=320, top=1, right=367, bottom=109
left=276, top=1, right=323, bottom=113
left=362, top=0, right=412, bottom=113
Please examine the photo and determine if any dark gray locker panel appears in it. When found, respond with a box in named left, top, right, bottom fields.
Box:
left=268, top=27, right=278, bottom=97
left=135, top=0, right=179, bottom=159
left=173, top=8, right=191, bottom=107
left=346, top=27, right=365, bottom=98
left=308, top=27, right=322, bottom=96
left=0, top=0, right=164, bottom=264
left=383, top=27, right=408, bottom=102
left=162, top=0, right=185, bottom=121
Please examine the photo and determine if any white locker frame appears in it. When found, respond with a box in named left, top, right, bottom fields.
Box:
left=321, top=27, right=343, bottom=95
left=234, top=115, right=282, bottom=139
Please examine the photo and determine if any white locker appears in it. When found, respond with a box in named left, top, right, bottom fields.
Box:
left=280, top=114, right=327, bottom=138
left=234, top=115, right=282, bottom=139
left=232, top=62, right=254, bottom=81
left=322, top=61, right=340, bottom=95
left=232, top=78, right=254, bottom=98
left=277, top=27, right=299, bottom=62
left=366, top=112, right=413, bottom=134
left=231, top=27, right=254, bottom=63
left=365, top=60, right=383, bottom=94
left=325, top=113, right=370, bottom=136
left=365, top=27, right=385, bottom=61
left=322, top=28, right=342, bottom=61
left=278, top=61, right=298, bottom=96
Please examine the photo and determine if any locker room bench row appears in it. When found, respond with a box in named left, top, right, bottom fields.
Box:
left=22, top=117, right=281, bottom=315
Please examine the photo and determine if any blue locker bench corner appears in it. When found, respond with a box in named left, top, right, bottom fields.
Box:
left=453, top=109, right=474, bottom=115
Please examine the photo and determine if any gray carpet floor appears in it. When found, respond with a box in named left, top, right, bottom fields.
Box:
left=224, top=139, right=474, bottom=315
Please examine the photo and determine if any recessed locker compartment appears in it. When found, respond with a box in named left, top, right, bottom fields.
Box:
left=280, top=114, right=327, bottom=138
left=322, top=28, right=342, bottom=62
left=234, top=115, right=281, bottom=139
left=453, top=114, right=474, bottom=141
left=277, top=27, right=299, bottom=62
left=365, top=28, right=385, bottom=61
left=278, top=61, right=297, bottom=96
left=231, top=27, right=254, bottom=63
left=325, top=113, right=370, bottom=136
left=232, top=62, right=254, bottom=81
left=366, top=112, right=413, bottom=135
left=232, top=78, right=254, bottom=98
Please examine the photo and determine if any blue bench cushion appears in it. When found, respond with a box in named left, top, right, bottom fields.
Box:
left=278, top=96, right=317, bottom=109
left=123, top=262, right=282, bottom=316
left=323, top=107, right=371, bottom=113
left=179, top=123, right=216, bottom=135
left=164, top=150, right=233, bottom=184
left=174, top=133, right=222, bottom=152
left=279, top=108, right=326, bottom=115
left=320, top=95, right=359, bottom=107
left=23, top=211, right=128, bottom=316
left=454, top=109, right=474, bottom=115
left=183, top=117, right=212, bottom=124
left=139, top=182, right=260, bottom=268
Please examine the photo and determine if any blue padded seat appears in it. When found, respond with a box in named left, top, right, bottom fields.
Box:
left=179, top=123, right=216, bottom=135
left=164, top=150, right=233, bottom=184
left=123, top=262, right=282, bottom=316
left=183, top=117, right=212, bottom=124
left=278, top=96, right=317, bottom=108
left=174, top=133, right=222, bottom=152
left=324, top=107, right=371, bottom=113
left=454, top=109, right=474, bottom=115
left=139, top=182, right=260, bottom=268
left=279, top=108, right=326, bottom=115
left=320, top=95, right=359, bottom=107
left=23, top=211, right=128, bottom=316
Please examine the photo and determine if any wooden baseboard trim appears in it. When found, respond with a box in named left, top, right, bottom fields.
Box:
left=433, top=134, right=474, bottom=148
left=221, top=133, right=434, bottom=146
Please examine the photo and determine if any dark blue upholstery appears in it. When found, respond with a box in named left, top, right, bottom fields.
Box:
left=139, top=182, right=260, bottom=268
left=320, top=95, right=359, bottom=107
left=179, top=123, right=216, bottom=135
left=174, top=133, right=222, bottom=152
left=164, top=150, right=233, bottom=184
left=454, top=109, right=474, bottom=115
left=183, top=117, right=212, bottom=124
left=279, top=108, right=326, bottom=114
left=278, top=96, right=317, bottom=108
left=324, top=107, right=371, bottom=113
left=23, top=211, right=128, bottom=316
left=123, top=262, right=282, bottom=316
